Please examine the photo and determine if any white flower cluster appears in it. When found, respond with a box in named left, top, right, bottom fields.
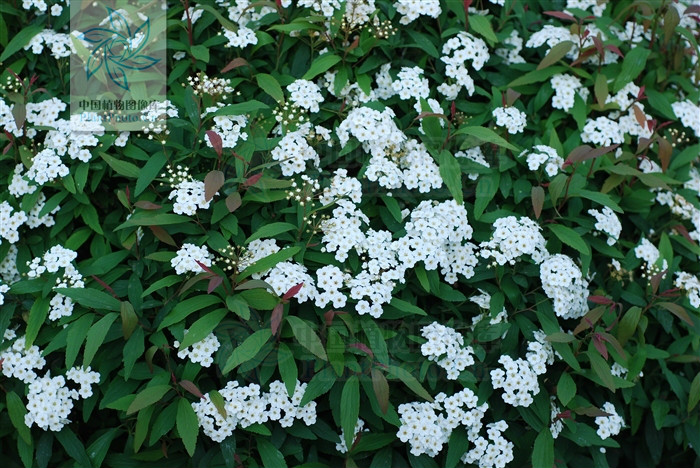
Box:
left=439, top=32, right=490, bottom=98
left=395, top=0, right=441, bottom=25
left=461, top=420, right=514, bottom=468
left=365, top=139, right=443, bottom=193
left=656, top=191, right=700, bottom=239
left=287, top=79, right=324, bottom=113
left=321, top=200, right=370, bottom=263
left=397, top=388, right=486, bottom=457
left=175, top=331, right=221, bottom=367
left=480, top=216, right=549, bottom=266
left=469, top=290, right=508, bottom=328
left=566, top=0, right=606, bottom=16
left=25, top=367, right=100, bottom=432
left=399, top=200, right=479, bottom=283
left=271, top=123, right=321, bottom=176
left=193, top=380, right=317, bottom=442
left=220, top=0, right=274, bottom=48
left=0, top=201, right=28, bottom=245
left=0, top=282, right=8, bottom=306
left=526, top=25, right=574, bottom=50
left=595, top=402, right=625, bottom=440
left=0, top=334, right=46, bottom=383
left=1, top=245, right=20, bottom=284
left=25, top=29, right=73, bottom=59
left=320, top=70, right=374, bottom=106
left=336, top=418, right=367, bottom=453
left=495, top=30, right=525, bottom=65
left=675, top=271, right=700, bottom=308
left=26, top=245, right=84, bottom=320
left=25, top=193, right=59, bottom=229
left=26, top=149, right=70, bottom=185
left=588, top=207, right=622, bottom=246
left=204, top=108, right=248, bottom=149
left=551, top=73, right=588, bottom=112
left=320, top=169, right=363, bottom=206
left=337, top=106, right=406, bottom=159
left=420, top=322, right=475, bottom=379
left=314, top=265, right=350, bottom=309
left=611, top=362, right=643, bottom=379
left=550, top=397, right=564, bottom=438
left=264, top=261, right=318, bottom=303
left=672, top=99, right=700, bottom=137
left=581, top=116, right=625, bottom=146
left=141, top=100, right=178, bottom=137
left=238, top=239, right=282, bottom=277
left=162, top=164, right=215, bottom=216
left=456, top=147, right=490, bottom=180
left=493, top=106, right=527, bottom=134
left=171, top=243, right=213, bottom=275
left=391, top=66, right=430, bottom=102
left=540, top=254, right=590, bottom=319
left=634, top=238, right=668, bottom=276
left=521, top=145, right=564, bottom=177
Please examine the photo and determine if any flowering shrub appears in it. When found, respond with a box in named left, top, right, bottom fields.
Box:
left=1, top=0, right=700, bottom=467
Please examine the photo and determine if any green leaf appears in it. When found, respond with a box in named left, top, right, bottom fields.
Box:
left=688, top=373, right=700, bottom=413
left=141, top=275, right=181, bottom=298
left=302, top=54, right=341, bottom=80
left=617, top=306, right=641, bottom=346
left=237, top=246, right=300, bottom=281
left=454, top=126, right=519, bottom=151
left=613, top=47, right=651, bottom=93
left=507, top=66, right=567, bottom=88
left=387, top=365, right=433, bottom=401
left=246, top=222, right=297, bottom=243
left=371, top=368, right=390, bottom=415
left=55, top=428, right=93, bottom=468
left=547, top=224, right=591, bottom=257
left=83, top=313, right=118, bottom=367
left=25, top=296, right=49, bottom=348
left=209, top=390, right=228, bottom=419
left=327, top=327, right=345, bottom=376
left=222, top=329, right=272, bottom=373
left=7, top=392, right=32, bottom=445
left=594, top=73, right=608, bottom=107
left=99, top=152, right=140, bottom=178
left=210, top=100, right=269, bottom=117
left=256, top=73, right=284, bottom=103
left=120, top=301, right=138, bottom=340
left=361, top=318, right=389, bottom=364
left=438, top=150, right=464, bottom=205
left=299, top=367, right=337, bottom=406
left=127, top=385, right=172, bottom=415
left=474, top=172, right=500, bottom=220
left=0, top=23, right=44, bottom=62
left=178, top=309, right=227, bottom=349
left=115, top=213, right=190, bottom=230
left=557, top=372, right=576, bottom=406
left=133, top=405, right=153, bottom=453
left=257, top=438, right=287, bottom=468
left=55, top=287, right=121, bottom=311
left=240, top=288, right=279, bottom=310
left=532, top=428, right=554, bottom=468
left=588, top=350, right=615, bottom=391
left=286, top=316, right=328, bottom=360
left=191, top=44, right=209, bottom=62
left=341, top=375, right=361, bottom=448
left=277, top=343, right=298, bottom=397
left=575, top=189, right=623, bottom=213
left=158, top=294, right=221, bottom=330
left=87, top=428, right=118, bottom=468
left=537, top=40, right=574, bottom=70
left=66, top=313, right=94, bottom=368
left=123, top=327, right=144, bottom=380
left=389, top=298, right=427, bottom=316
left=134, top=151, right=167, bottom=196
left=469, top=15, right=497, bottom=44
left=177, top=398, right=199, bottom=457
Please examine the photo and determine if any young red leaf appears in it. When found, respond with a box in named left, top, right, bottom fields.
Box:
left=134, top=200, right=162, bottom=210
left=205, top=130, right=223, bottom=158
left=650, top=269, right=667, bottom=295
left=531, top=186, right=544, bottom=219
left=588, top=295, right=614, bottom=305
left=282, top=282, right=304, bottom=301
left=207, top=276, right=223, bottom=294
left=657, top=136, right=672, bottom=173
left=225, top=192, right=242, bottom=212
left=371, top=368, right=389, bottom=414
left=657, top=302, right=694, bottom=326
left=271, top=303, right=284, bottom=335
left=204, top=170, right=225, bottom=202
left=195, top=260, right=214, bottom=274
left=149, top=225, right=177, bottom=247
left=179, top=380, right=204, bottom=399
left=348, top=342, right=373, bottom=359
left=243, top=173, right=263, bottom=187
left=543, top=10, right=577, bottom=21
left=592, top=333, right=609, bottom=360
left=221, top=57, right=249, bottom=73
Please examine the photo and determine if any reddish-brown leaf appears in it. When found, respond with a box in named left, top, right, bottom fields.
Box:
left=195, top=260, right=214, bottom=274
left=531, top=186, right=544, bottom=219
left=179, top=380, right=204, bottom=399
left=673, top=224, right=697, bottom=245
left=149, top=225, right=177, bottom=247
left=207, top=276, right=223, bottom=294
left=226, top=192, right=242, bottom=212
left=283, top=282, right=304, bottom=301
left=243, top=173, right=263, bottom=187
left=650, top=269, right=667, bottom=295
left=543, top=10, right=577, bottom=21
left=592, top=333, right=609, bottom=360
left=506, top=88, right=521, bottom=107
left=371, top=368, right=389, bottom=414
left=221, top=57, right=249, bottom=73
left=271, top=303, right=284, bottom=335
left=324, top=310, right=337, bottom=326
left=632, top=105, right=647, bottom=130
left=204, top=170, right=225, bottom=202
left=657, top=136, right=672, bottom=173
left=348, top=342, right=373, bottom=359
left=565, top=143, right=620, bottom=167
left=574, top=406, right=612, bottom=417
left=657, top=302, right=694, bottom=326
left=134, top=200, right=162, bottom=210
left=206, top=130, right=223, bottom=158
left=573, top=306, right=607, bottom=335
left=599, top=332, right=627, bottom=359
left=588, top=295, right=614, bottom=305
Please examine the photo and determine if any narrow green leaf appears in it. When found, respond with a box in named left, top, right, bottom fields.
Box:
left=120, top=301, right=138, bottom=340
left=158, top=295, right=221, bottom=330
left=688, top=373, right=700, bottom=413
left=299, top=367, right=337, bottom=406
left=617, top=306, right=641, bottom=346
left=237, top=246, right=300, bottom=281
left=469, top=15, right=498, bottom=44
left=54, top=287, right=121, bottom=312
left=537, top=40, right=574, bottom=70
left=257, top=438, right=287, bottom=468
left=222, top=329, right=272, bottom=373
left=474, top=172, right=500, bottom=219
left=557, top=372, right=576, bottom=406
left=178, top=308, right=227, bottom=349
left=389, top=298, right=427, bottom=316
left=86, top=428, right=118, bottom=468
left=341, top=375, right=360, bottom=448
left=438, top=150, right=464, bottom=205
left=302, top=54, right=341, bottom=80
left=0, top=24, right=44, bottom=62
left=277, top=343, right=298, bottom=397
left=286, top=316, right=328, bottom=360
left=133, top=405, right=153, bottom=453
left=613, top=47, right=651, bottom=92
left=65, top=313, right=94, bottom=368
left=246, top=222, right=297, bottom=243
left=99, top=152, right=140, bottom=178
left=177, top=398, right=199, bottom=457
left=588, top=350, right=615, bottom=391
left=256, top=73, right=284, bottom=103
left=361, top=318, right=389, bottom=364
left=83, top=313, right=118, bottom=367
left=7, top=392, right=32, bottom=445
left=327, top=328, right=345, bottom=376
left=547, top=224, right=591, bottom=256
left=25, top=297, right=50, bottom=348
left=55, top=428, right=93, bottom=468
left=446, top=428, right=469, bottom=468
left=387, top=365, right=433, bottom=401
left=454, top=126, right=519, bottom=151
left=532, top=428, right=554, bottom=468
left=134, top=151, right=167, bottom=196
left=127, top=385, right=172, bottom=415
left=371, top=368, right=389, bottom=415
